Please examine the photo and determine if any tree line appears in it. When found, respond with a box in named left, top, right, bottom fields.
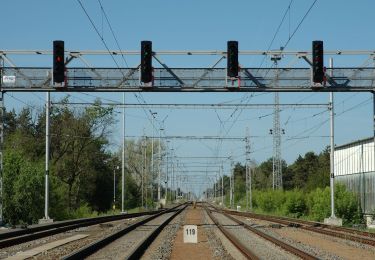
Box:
left=2, top=98, right=361, bottom=226
left=212, top=149, right=362, bottom=225
left=2, top=98, right=163, bottom=225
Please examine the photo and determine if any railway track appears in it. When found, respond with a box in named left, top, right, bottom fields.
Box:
left=221, top=207, right=375, bottom=247
left=204, top=204, right=318, bottom=260
left=62, top=203, right=187, bottom=259
left=0, top=209, right=164, bottom=250
left=4, top=202, right=374, bottom=259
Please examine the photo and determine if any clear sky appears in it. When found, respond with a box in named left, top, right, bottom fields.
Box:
left=1, top=0, right=375, bottom=194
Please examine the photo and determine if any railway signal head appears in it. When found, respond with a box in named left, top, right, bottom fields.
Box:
left=53, top=40, right=65, bottom=84
left=312, top=40, right=324, bottom=83
left=227, top=41, right=239, bottom=78
left=141, top=41, right=153, bottom=84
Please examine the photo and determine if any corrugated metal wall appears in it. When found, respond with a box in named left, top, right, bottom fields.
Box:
left=334, top=139, right=375, bottom=214
left=334, top=140, right=374, bottom=176
left=336, top=172, right=375, bottom=214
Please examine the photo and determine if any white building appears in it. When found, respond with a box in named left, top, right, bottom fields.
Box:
left=334, top=137, right=375, bottom=214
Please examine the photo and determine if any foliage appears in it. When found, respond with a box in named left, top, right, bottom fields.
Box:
left=0, top=99, right=358, bottom=226
left=253, top=189, right=285, bottom=213
left=306, top=187, right=331, bottom=221
left=251, top=185, right=361, bottom=225
left=334, top=184, right=362, bottom=224
left=286, top=149, right=330, bottom=191
left=69, top=203, right=98, bottom=219
left=3, top=151, right=44, bottom=225
left=282, top=189, right=307, bottom=218
left=2, top=97, right=162, bottom=225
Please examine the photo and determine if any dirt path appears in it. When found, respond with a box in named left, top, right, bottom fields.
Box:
left=170, top=206, right=213, bottom=259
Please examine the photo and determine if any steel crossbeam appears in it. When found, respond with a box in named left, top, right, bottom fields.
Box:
left=0, top=49, right=374, bottom=92
left=1, top=67, right=374, bottom=92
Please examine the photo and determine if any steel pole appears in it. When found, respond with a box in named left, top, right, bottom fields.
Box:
left=165, top=149, right=168, bottom=203
left=245, top=134, right=249, bottom=210
left=214, top=175, right=216, bottom=201
left=221, top=164, right=224, bottom=207
left=0, top=57, right=3, bottom=225
left=171, top=149, right=174, bottom=202
left=229, top=166, right=231, bottom=207
left=374, top=90, right=375, bottom=202
left=121, top=92, right=125, bottom=213
left=246, top=163, right=249, bottom=210
left=249, top=166, right=253, bottom=211
left=44, top=92, right=50, bottom=220
left=229, top=169, right=232, bottom=208
left=172, top=162, right=175, bottom=201
left=176, top=173, right=178, bottom=200
left=329, top=58, right=336, bottom=218
left=113, top=169, right=116, bottom=209
left=157, top=129, right=161, bottom=201
left=373, top=58, right=375, bottom=218
left=151, top=114, right=155, bottom=203
left=143, top=141, right=147, bottom=208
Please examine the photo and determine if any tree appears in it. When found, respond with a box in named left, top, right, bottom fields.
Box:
left=3, top=151, right=44, bottom=225
left=252, top=158, right=287, bottom=190
left=233, top=163, right=246, bottom=202
left=49, top=98, right=115, bottom=210
left=253, top=158, right=273, bottom=190
left=286, top=150, right=329, bottom=191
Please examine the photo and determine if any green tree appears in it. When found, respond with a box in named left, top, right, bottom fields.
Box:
left=3, top=151, right=44, bottom=225
left=286, top=150, right=330, bottom=191
left=253, top=158, right=273, bottom=190
left=49, top=98, right=115, bottom=211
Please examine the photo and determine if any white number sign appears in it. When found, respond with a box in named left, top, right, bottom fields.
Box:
left=183, top=225, right=198, bottom=243
left=2, top=75, right=16, bottom=84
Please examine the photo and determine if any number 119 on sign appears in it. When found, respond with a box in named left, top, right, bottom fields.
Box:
left=183, top=225, right=198, bottom=243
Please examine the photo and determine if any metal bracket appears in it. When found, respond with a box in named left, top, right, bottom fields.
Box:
left=0, top=54, right=35, bottom=87
left=243, top=68, right=265, bottom=88
left=301, top=55, right=340, bottom=87
left=39, top=55, right=76, bottom=87
left=116, top=64, right=140, bottom=87
left=192, top=56, right=225, bottom=87
left=153, top=55, right=184, bottom=86
left=76, top=55, right=104, bottom=80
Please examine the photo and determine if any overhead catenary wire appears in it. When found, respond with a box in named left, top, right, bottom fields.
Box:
left=283, top=0, right=319, bottom=50
left=96, top=0, right=165, bottom=132
left=77, top=0, right=161, bottom=134
left=258, top=0, right=295, bottom=70
left=249, top=96, right=372, bottom=155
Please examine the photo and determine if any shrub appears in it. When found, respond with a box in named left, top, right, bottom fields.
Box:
left=3, top=152, right=44, bottom=225
left=335, top=183, right=362, bottom=225
left=254, top=190, right=285, bottom=213
left=305, top=184, right=362, bottom=225
left=283, top=190, right=307, bottom=218
left=69, top=203, right=98, bottom=219
left=229, top=183, right=362, bottom=226
left=306, top=187, right=330, bottom=221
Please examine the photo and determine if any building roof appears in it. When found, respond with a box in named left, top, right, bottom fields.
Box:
left=335, top=137, right=373, bottom=151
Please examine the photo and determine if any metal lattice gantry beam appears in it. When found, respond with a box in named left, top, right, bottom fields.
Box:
left=51, top=102, right=329, bottom=109
left=125, top=135, right=247, bottom=141
left=1, top=49, right=375, bottom=92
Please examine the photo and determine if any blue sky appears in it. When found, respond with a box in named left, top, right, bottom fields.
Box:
left=1, top=0, right=375, bottom=192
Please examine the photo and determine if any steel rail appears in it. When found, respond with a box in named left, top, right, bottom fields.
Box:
left=224, top=210, right=375, bottom=247
left=219, top=211, right=318, bottom=260
left=0, top=210, right=163, bottom=249
left=250, top=211, right=375, bottom=239
left=62, top=203, right=187, bottom=260
left=126, top=205, right=187, bottom=260
left=204, top=205, right=259, bottom=260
